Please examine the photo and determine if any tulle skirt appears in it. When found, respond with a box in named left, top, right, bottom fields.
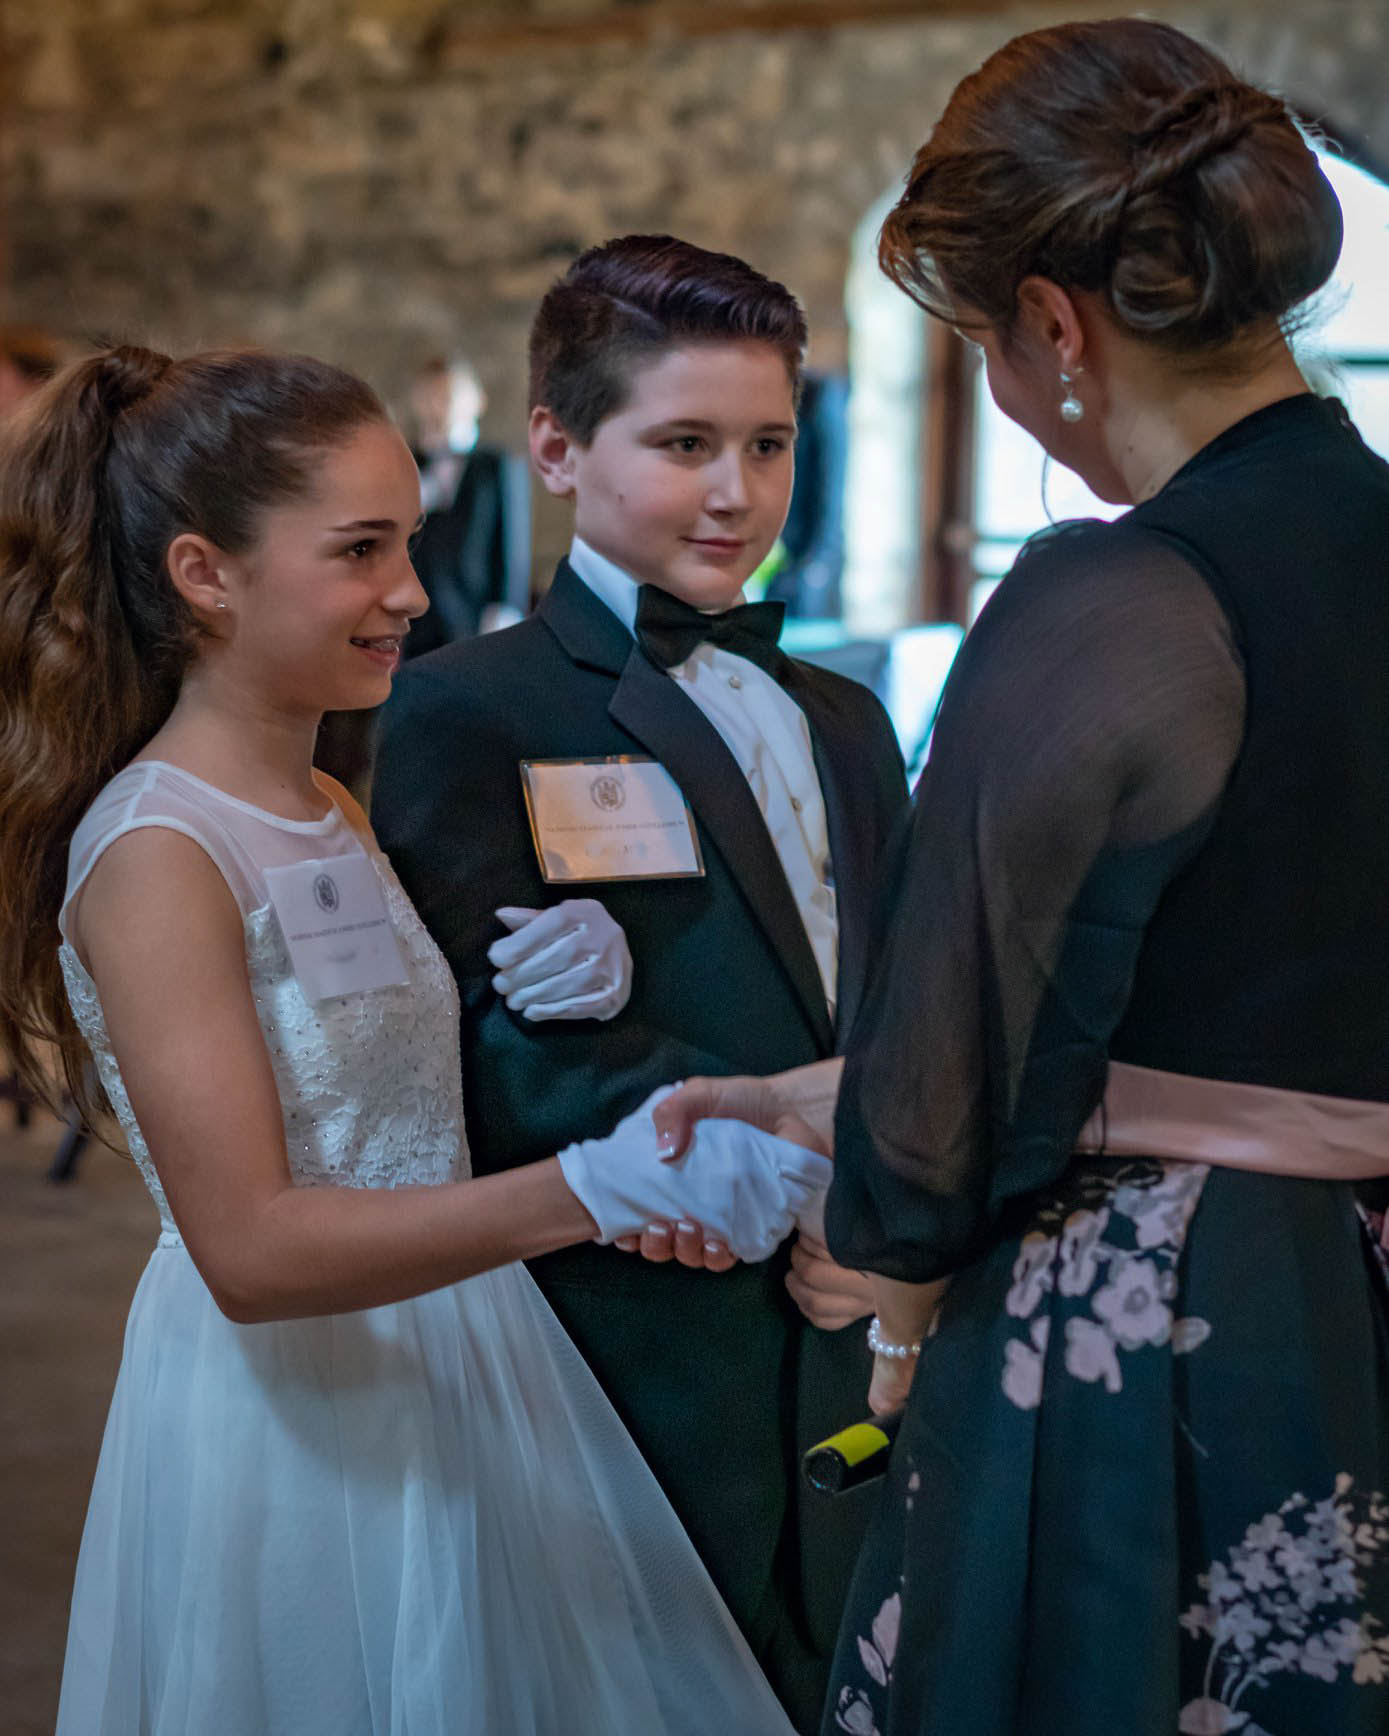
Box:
left=56, top=1245, right=794, bottom=1735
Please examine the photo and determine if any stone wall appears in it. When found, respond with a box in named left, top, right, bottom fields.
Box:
left=5, top=0, right=1387, bottom=591
left=6, top=0, right=1388, bottom=438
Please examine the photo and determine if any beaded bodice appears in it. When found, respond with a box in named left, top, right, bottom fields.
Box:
left=59, top=764, right=469, bottom=1246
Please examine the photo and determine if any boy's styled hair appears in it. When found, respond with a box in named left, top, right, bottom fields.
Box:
left=528, top=234, right=808, bottom=444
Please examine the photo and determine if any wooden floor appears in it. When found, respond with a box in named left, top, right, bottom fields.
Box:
left=0, top=1109, right=155, bottom=1736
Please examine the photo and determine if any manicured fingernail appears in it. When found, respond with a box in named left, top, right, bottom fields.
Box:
left=705, top=1241, right=723, bottom=1256
left=646, top=1222, right=671, bottom=1238
left=656, top=1133, right=677, bottom=1157
left=677, top=1220, right=697, bottom=1235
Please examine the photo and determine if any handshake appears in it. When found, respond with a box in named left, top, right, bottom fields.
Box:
left=556, top=1089, right=832, bottom=1264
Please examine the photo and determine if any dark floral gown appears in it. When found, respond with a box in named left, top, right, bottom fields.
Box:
left=823, top=395, right=1389, bottom=1736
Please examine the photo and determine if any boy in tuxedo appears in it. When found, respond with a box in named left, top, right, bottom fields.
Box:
left=372, top=235, right=907, bottom=1731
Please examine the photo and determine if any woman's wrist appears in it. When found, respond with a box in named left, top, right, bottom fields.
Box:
left=867, top=1315, right=922, bottom=1360
left=870, top=1274, right=951, bottom=1360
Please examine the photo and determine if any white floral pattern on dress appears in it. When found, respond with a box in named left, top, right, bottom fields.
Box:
left=1178, top=1475, right=1389, bottom=1732
left=835, top=1594, right=900, bottom=1735
left=1001, top=1159, right=1212, bottom=1409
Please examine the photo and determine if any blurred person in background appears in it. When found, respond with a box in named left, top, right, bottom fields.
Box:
left=403, top=355, right=531, bottom=654
left=0, top=325, right=65, bottom=423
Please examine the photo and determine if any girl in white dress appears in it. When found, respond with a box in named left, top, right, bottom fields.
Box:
left=0, top=345, right=826, bottom=1735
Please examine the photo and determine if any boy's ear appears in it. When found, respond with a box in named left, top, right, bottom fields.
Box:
left=529, top=406, right=580, bottom=500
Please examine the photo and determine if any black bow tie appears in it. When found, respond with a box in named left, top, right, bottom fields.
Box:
left=635, top=586, right=786, bottom=676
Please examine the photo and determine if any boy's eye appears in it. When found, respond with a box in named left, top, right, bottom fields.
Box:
left=753, top=436, right=789, bottom=456
left=667, top=435, right=705, bottom=455
left=344, top=539, right=378, bottom=559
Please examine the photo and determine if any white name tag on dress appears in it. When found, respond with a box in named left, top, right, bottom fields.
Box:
left=520, top=756, right=705, bottom=883
left=263, top=852, right=410, bottom=1003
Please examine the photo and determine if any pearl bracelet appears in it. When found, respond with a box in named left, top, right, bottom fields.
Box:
left=867, top=1316, right=922, bottom=1360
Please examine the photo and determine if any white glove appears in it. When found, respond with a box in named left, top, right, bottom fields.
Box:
left=488, top=900, right=632, bottom=1022
left=556, top=1090, right=833, bottom=1263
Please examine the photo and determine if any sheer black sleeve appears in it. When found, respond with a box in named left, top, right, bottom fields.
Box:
left=825, top=521, right=1246, bottom=1281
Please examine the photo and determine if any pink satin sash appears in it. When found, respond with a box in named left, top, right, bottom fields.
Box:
left=1075, top=1061, right=1389, bottom=1245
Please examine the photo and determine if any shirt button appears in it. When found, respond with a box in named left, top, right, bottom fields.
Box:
left=728, top=674, right=742, bottom=690
left=791, top=796, right=803, bottom=813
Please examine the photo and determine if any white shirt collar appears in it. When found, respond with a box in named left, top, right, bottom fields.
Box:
left=567, top=537, right=751, bottom=640
left=567, top=537, right=640, bottom=636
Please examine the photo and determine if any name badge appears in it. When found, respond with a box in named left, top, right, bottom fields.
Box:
left=263, top=852, right=410, bottom=1003
left=520, top=756, right=705, bottom=883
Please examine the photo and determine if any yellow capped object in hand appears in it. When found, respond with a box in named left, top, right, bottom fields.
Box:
left=802, top=1411, right=903, bottom=1495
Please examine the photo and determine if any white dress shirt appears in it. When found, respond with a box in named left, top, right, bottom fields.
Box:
left=568, top=537, right=839, bottom=1013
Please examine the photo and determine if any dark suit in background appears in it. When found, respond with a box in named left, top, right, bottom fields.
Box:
left=372, top=561, right=908, bottom=1732
left=770, top=372, right=849, bottom=620
left=405, top=445, right=532, bottom=657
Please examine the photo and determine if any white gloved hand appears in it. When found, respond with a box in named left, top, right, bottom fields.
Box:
left=488, top=900, right=633, bottom=1022
left=557, top=1090, right=832, bottom=1263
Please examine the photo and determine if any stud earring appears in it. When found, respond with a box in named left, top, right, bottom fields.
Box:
left=215, top=601, right=228, bottom=611
left=1059, top=369, right=1084, bottom=424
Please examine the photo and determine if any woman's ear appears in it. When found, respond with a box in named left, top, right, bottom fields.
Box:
left=1014, top=276, right=1086, bottom=374
left=165, top=533, right=235, bottom=623
left=528, top=406, right=580, bottom=500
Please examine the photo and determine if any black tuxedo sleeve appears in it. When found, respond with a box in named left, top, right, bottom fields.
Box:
left=372, top=657, right=569, bottom=1173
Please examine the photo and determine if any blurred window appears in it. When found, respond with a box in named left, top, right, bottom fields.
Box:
left=967, top=141, right=1389, bottom=624
left=1302, top=147, right=1389, bottom=459
left=834, top=140, right=1389, bottom=775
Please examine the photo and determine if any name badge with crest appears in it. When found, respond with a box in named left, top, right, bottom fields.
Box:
left=520, top=756, right=705, bottom=883
left=263, top=851, right=410, bottom=1003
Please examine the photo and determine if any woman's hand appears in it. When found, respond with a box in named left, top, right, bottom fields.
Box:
left=556, top=1095, right=831, bottom=1263
left=630, top=1078, right=829, bottom=1268
left=651, top=1075, right=829, bottom=1160
left=868, top=1351, right=918, bottom=1417
left=785, top=1233, right=875, bottom=1331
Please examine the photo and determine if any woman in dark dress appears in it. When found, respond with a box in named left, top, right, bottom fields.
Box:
left=655, top=18, right=1389, bottom=1734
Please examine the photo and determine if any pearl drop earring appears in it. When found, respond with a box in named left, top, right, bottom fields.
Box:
left=1059, top=369, right=1084, bottom=424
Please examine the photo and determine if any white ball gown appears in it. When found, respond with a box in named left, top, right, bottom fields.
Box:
left=53, top=761, right=795, bottom=1736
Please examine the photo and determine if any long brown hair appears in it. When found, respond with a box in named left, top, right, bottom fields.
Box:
left=0, top=345, right=384, bottom=1118
left=879, top=19, right=1343, bottom=363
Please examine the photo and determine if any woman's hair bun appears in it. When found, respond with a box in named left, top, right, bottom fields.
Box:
left=1125, top=82, right=1291, bottom=201
left=1108, top=77, right=1342, bottom=351
left=879, top=19, right=1345, bottom=363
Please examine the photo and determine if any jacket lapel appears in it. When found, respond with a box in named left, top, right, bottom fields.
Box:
left=540, top=559, right=834, bottom=1051
left=776, top=660, right=881, bottom=1044
left=536, top=559, right=635, bottom=677
left=608, top=647, right=834, bottom=1053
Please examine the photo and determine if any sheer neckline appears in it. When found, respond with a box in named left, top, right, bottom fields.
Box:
left=128, top=760, right=346, bottom=834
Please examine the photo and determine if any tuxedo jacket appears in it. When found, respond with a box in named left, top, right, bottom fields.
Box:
left=372, top=560, right=908, bottom=1679
left=404, top=446, right=531, bottom=657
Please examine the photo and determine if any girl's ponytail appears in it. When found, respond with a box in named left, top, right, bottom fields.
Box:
left=0, top=347, right=186, bottom=1118
left=0, top=343, right=383, bottom=1119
